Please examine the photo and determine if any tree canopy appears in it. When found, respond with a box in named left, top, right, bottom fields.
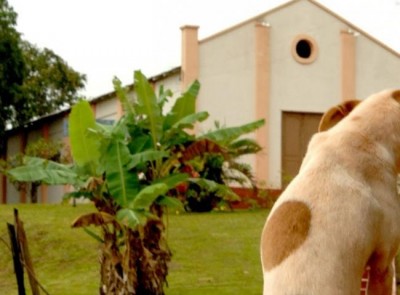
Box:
left=0, top=0, right=86, bottom=153
left=0, top=0, right=26, bottom=137
left=18, top=41, right=86, bottom=124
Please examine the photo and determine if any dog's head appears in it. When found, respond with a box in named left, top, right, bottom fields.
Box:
left=318, top=89, right=400, bottom=169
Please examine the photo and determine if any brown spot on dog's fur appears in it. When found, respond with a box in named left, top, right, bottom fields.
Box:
left=262, top=201, right=311, bottom=271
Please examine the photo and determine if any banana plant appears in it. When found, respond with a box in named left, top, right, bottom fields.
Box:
left=7, top=70, right=265, bottom=294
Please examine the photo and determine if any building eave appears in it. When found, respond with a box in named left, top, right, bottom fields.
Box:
left=6, top=66, right=182, bottom=136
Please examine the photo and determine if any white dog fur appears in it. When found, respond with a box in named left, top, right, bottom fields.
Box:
left=261, top=89, right=400, bottom=294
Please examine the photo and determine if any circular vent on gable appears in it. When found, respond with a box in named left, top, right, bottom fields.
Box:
left=291, top=35, right=318, bottom=64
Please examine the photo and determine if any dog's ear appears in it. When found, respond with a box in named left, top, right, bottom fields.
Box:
left=318, top=100, right=361, bottom=132
left=392, top=90, right=400, bottom=103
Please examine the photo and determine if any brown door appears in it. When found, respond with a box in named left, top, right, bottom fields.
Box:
left=281, top=112, right=322, bottom=186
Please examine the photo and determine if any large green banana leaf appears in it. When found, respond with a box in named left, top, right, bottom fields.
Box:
left=134, top=70, right=163, bottom=147
left=69, top=100, right=101, bottom=174
left=228, top=138, right=262, bottom=156
left=201, top=119, right=265, bottom=145
left=171, top=111, right=209, bottom=130
left=162, top=111, right=209, bottom=144
left=116, top=174, right=187, bottom=228
left=113, top=77, right=135, bottom=116
left=102, top=139, right=138, bottom=206
left=102, top=139, right=132, bottom=173
left=128, top=150, right=169, bottom=170
left=7, top=156, right=78, bottom=185
left=107, top=170, right=139, bottom=207
left=152, top=173, right=188, bottom=188
left=189, top=178, right=240, bottom=201
left=163, top=80, right=200, bottom=129
left=131, top=183, right=169, bottom=210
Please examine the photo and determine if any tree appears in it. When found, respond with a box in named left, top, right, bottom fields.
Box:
left=0, top=0, right=26, bottom=153
left=0, top=0, right=86, bottom=154
left=17, top=41, right=85, bottom=125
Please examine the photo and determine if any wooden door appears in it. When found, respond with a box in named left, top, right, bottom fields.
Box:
left=281, top=112, right=322, bottom=186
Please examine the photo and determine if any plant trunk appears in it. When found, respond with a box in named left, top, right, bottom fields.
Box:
left=30, top=182, right=40, bottom=203
left=99, top=205, right=171, bottom=295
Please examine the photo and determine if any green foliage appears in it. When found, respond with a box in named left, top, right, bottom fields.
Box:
left=0, top=0, right=17, bottom=27
left=0, top=0, right=85, bottom=154
left=163, top=80, right=200, bottom=129
left=178, top=119, right=265, bottom=211
left=7, top=71, right=265, bottom=293
left=24, top=137, right=64, bottom=161
left=7, top=156, right=77, bottom=185
left=132, top=183, right=169, bottom=210
left=202, top=119, right=265, bottom=145
left=4, top=138, right=68, bottom=203
left=134, top=71, right=163, bottom=147
left=17, top=41, right=85, bottom=124
left=0, top=0, right=25, bottom=153
left=68, top=100, right=100, bottom=175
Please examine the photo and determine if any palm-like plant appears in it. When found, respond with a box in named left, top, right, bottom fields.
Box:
left=6, top=71, right=264, bottom=294
left=178, top=120, right=264, bottom=211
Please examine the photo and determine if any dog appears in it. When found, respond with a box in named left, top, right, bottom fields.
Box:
left=261, top=89, right=400, bottom=294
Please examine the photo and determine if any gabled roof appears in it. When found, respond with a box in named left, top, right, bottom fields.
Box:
left=201, top=0, right=399, bottom=58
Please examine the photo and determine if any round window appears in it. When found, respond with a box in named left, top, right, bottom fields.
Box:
left=291, top=35, right=318, bottom=64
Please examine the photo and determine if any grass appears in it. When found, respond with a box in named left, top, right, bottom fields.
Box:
left=0, top=204, right=268, bottom=295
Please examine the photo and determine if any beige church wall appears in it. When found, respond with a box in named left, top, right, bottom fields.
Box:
left=198, top=22, right=256, bottom=132
left=197, top=22, right=257, bottom=175
left=355, top=37, right=400, bottom=99
left=264, top=1, right=353, bottom=188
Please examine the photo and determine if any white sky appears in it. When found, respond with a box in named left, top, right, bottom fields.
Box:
left=8, top=0, right=400, bottom=98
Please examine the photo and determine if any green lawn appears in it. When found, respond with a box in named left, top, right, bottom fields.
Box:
left=0, top=204, right=268, bottom=295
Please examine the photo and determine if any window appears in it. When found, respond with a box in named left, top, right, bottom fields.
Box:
left=291, top=35, right=318, bottom=64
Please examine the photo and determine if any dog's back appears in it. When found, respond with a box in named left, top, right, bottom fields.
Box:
left=261, top=89, right=400, bottom=295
